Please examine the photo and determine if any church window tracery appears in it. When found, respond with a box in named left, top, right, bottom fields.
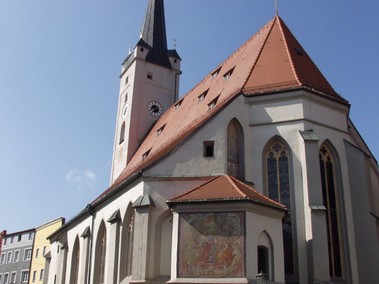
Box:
left=265, top=139, right=295, bottom=277
left=227, top=119, right=244, bottom=179
left=319, top=144, right=342, bottom=278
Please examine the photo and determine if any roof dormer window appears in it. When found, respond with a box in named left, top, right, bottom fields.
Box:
left=223, top=67, right=235, bottom=81
left=142, top=148, right=151, bottom=161
left=211, top=67, right=221, bottom=79
left=198, top=89, right=209, bottom=103
left=174, top=98, right=184, bottom=110
left=157, top=124, right=166, bottom=136
left=208, top=95, right=220, bottom=110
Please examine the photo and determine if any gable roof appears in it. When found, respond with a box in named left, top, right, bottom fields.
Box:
left=94, top=15, right=348, bottom=204
left=167, top=175, right=286, bottom=211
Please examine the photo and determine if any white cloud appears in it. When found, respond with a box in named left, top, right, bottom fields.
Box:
left=65, top=169, right=98, bottom=190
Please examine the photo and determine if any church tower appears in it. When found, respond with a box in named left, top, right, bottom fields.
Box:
left=111, top=0, right=181, bottom=183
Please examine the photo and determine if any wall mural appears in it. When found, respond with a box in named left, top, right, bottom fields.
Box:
left=178, top=212, right=245, bottom=278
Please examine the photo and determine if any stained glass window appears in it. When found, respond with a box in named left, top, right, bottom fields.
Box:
left=227, top=119, right=244, bottom=179
left=319, top=145, right=342, bottom=277
left=265, top=140, right=294, bottom=275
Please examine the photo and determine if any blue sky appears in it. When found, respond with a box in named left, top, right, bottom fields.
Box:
left=0, top=0, right=378, bottom=233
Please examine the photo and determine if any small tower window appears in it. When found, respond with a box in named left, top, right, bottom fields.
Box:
left=257, top=246, right=269, bottom=276
left=119, top=122, right=125, bottom=144
left=125, top=75, right=129, bottom=85
left=203, top=141, right=214, bottom=157
left=147, top=72, right=153, bottom=80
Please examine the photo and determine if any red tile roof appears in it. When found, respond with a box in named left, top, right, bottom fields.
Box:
left=167, top=175, right=286, bottom=210
left=93, top=16, right=348, bottom=204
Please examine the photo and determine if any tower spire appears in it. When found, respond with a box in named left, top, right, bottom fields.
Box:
left=139, top=0, right=171, bottom=68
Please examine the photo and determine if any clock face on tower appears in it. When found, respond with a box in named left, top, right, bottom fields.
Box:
left=147, top=101, right=163, bottom=117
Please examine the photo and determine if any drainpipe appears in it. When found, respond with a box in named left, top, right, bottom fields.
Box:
left=86, top=204, right=95, bottom=284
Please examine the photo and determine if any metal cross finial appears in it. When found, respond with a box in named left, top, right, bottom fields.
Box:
left=275, top=0, right=279, bottom=15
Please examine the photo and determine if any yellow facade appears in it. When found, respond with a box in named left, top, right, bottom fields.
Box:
left=29, top=218, right=64, bottom=284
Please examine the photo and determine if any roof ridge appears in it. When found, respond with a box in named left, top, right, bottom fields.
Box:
left=277, top=16, right=302, bottom=86
left=229, top=176, right=286, bottom=209
left=241, top=16, right=277, bottom=91
left=225, top=175, right=247, bottom=198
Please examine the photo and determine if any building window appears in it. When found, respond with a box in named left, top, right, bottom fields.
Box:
left=257, top=246, right=269, bottom=275
left=265, top=139, right=294, bottom=276
left=203, top=141, right=214, bottom=157
left=28, top=232, right=33, bottom=240
left=70, top=238, right=80, bottom=284
left=32, top=271, right=36, bottom=282
left=13, top=251, right=19, bottom=263
left=147, top=72, right=153, bottom=80
left=119, top=122, right=125, bottom=144
left=3, top=273, right=8, bottom=284
left=43, top=246, right=47, bottom=256
left=211, top=67, right=221, bottom=79
left=24, top=249, right=32, bottom=261
left=227, top=119, right=244, bottom=179
left=7, top=252, right=12, bottom=263
left=319, top=144, right=342, bottom=278
left=125, top=75, right=129, bottom=85
left=1, top=253, right=5, bottom=264
left=0, top=274, right=2, bottom=283
left=10, top=272, right=16, bottom=284
left=39, top=269, right=44, bottom=281
left=35, top=248, right=39, bottom=258
left=21, top=271, right=29, bottom=283
left=18, top=235, right=21, bottom=242
left=10, top=237, right=13, bottom=244
left=3, top=238, right=6, bottom=245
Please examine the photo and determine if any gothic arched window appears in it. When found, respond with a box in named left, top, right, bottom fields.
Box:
left=227, top=119, right=244, bottom=179
left=70, top=237, right=80, bottom=284
left=120, top=207, right=134, bottom=281
left=319, top=144, right=342, bottom=278
left=265, top=139, right=294, bottom=277
left=94, top=222, right=107, bottom=284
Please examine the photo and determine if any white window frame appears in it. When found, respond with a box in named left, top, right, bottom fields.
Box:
left=10, top=272, right=16, bottom=284
left=13, top=250, right=20, bottom=263
left=1, top=253, right=5, bottom=264
left=7, top=252, right=12, bottom=263
left=20, top=270, right=29, bottom=283
left=24, top=248, right=32, bottom=261
left=3, top=273, right=9, bottom=284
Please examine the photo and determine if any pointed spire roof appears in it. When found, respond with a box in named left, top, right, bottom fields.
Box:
left=138, top=0, right=171, bottom=68
left=94, top=15, right=349, bottom=203
left=167, top=175, right=286, bottom=211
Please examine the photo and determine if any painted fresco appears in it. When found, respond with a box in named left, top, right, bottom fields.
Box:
left=178, top=212, right=245, bottom=278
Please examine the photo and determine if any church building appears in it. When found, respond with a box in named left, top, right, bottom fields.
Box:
left=47, top=0, right=379, bottom=283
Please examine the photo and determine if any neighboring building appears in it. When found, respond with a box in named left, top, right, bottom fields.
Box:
left=29, top=218, right=64, bottom=284
left=0, top=231, right=6, bottom=255
left=46, top=0, right=379, bottom=284
left=0, top=229, right=35, bottom=284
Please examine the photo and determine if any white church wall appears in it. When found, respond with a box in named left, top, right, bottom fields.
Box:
left=146, top=95, right=250, bottom=178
